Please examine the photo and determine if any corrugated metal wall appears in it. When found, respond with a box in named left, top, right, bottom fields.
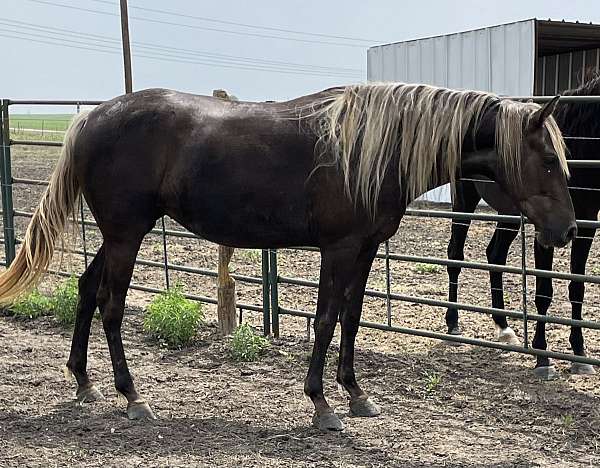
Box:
left=367, top=20, right=536, bottom=96
left=535, top=48, right=600, bottom=95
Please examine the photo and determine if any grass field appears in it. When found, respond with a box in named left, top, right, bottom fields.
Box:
left=8, top=114, right=72, bottom=142
left=9, top=114, right=72, bottom=132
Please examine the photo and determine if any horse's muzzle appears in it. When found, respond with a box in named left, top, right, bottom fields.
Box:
left=536, top=222, right=577, bottom=249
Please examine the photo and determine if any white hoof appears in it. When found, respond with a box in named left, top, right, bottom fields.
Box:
left=496, top=326, right=520, bottom=346
left=534, top=366, right=559, bottom=381
left=570, top=362, right=596, bottom=375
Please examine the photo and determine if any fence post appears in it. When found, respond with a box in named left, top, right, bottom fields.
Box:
left=212, top=89, right=238, bottom=336
left=217, top=245, right=236, bottom=336
left=385, top=241, right=392, bottom=326
left=160, top=216, right=170, bottom=290
left=0, top=100, right=15, bottom=265
left=520, top=215, right=529, bottom=348
left=261, top=249, right=271, bottom=336
left=0, top=99, right=7, bottom=265
left=269, top=249, right=280, bottom=338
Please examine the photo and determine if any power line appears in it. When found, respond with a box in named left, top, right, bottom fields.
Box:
left=0, top=17, right=363, bottom=75
left=0, top=29, right=363, bottom=78
left=25, top=0, right=373, bottom=48
left=87, top=0, right=380, bottom=43
left=0, top=27, right=361, bottom=78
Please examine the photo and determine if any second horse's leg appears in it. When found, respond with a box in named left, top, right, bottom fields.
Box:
left=567, top=226, right=596, bottom=375
left=531, top=240, right=557, bottom=380
left=486, top=222, right=520, bottom=345
left=445, top=181, right=481, bottom=335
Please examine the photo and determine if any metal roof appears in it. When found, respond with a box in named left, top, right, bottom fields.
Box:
left=537, top=19, right=600, bottom=55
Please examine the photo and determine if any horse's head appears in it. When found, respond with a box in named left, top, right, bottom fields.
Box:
left=463, top=97, right=576, bottom=248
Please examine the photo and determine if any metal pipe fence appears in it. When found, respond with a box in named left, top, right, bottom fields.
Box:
left=2, top=96, right=600, bottom=368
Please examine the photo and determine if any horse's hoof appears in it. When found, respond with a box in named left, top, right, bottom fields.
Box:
left=497, top=327, right=520, bottom=346
left=570, top=362, right=596, bottom=375
left=533, top=366, right=559, bottom=381
left=349, top=397, right=381, bottom=417
left=127, top=400, right=157, bottom=420
left=312, top=411, right=344, bottom=431
left=76, top=385, right=105, bottom=403
left=444, top=327, right=464, bottom=346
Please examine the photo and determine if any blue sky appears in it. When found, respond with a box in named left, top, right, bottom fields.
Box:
left=3, top=0, right=600, bottom=106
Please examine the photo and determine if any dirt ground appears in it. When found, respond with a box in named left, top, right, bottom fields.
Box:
left=1, top=141, right=600, bottom=467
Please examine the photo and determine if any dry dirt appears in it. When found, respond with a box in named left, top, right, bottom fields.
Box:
left=0, top=143, right=600, bottom=467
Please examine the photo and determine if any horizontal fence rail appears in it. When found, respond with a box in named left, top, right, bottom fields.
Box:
left=3, top=96, right=600, bottom=369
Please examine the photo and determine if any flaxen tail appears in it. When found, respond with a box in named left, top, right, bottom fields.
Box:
left=0, top=112, right=88, bottom=305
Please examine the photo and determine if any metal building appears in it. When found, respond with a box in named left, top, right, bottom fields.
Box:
left=367, top=18, right=600, bottom=202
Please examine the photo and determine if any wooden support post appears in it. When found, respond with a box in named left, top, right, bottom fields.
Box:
left=119, top=0, right=133, bottom=93
left=217, top=245, right=236, bottom=336
left=214, top=89, right=237, bottom=336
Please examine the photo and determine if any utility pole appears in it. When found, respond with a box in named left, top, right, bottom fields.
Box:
left=119, top=0, right=133, bottom=93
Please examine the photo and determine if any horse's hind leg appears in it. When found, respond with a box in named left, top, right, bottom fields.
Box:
left=65, top=245, right=105, bottom=402
left=98, top=236, right=155, bottom=419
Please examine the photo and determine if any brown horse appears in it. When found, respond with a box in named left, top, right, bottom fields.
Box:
left=0, top=83, right=575, bottom=431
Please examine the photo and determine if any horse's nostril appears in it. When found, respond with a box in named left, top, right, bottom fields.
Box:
left=565, top=224, right=577, bottom=243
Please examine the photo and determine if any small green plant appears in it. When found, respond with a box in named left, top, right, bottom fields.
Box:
left=415, top=263, right=441, bottom=274
left=591, top=266, right=600, bottom=277
left=230, top=323, right=269, bottom=362
left=144, top=285, right=203, bottom=348
left=52, top=277, right=79, bottom=326
left=10, top=289, right=53, bottom=319
left=559, top=414, right=574, bottom=428
left=424, top=371, right=442, bottom=393
left=241, top=249, right=262, bottom=264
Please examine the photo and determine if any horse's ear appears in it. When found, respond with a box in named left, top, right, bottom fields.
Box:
left=532, top=95, right=561, bottom=128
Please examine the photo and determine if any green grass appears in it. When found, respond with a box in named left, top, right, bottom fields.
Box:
left=558, top=414, right=574, bottom=428
left=9, top=113, right=72, bottom=143
left=230, top=323, right=270, bottom=362
left=144, top=285, right=203, bottom=348
left=415, top=263, right=441, bottom=274
left=52, top=277, right=79, bottom=326
left=7, top=277, right=80, bottom=325
left=10, top=289, right=53, bottom=319
left=9, top=114, right=73, bottom=132
left=424, top=371, right=442, bottom=393
left=240, top=249, right=262, bottom=264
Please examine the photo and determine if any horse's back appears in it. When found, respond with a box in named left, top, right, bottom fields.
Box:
left=73, top=88, right=320, bottom=247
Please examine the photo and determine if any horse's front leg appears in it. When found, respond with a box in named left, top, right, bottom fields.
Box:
left=304, top=241, right=376, bottom=431
left=567, top=225, right=596, bottom=375
left=336, top=244, right=379, bottom=417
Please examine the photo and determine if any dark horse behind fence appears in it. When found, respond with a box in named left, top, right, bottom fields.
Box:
left=0, top=83, right=576, bottom=431
left=445, top=75, right=600, bottom=381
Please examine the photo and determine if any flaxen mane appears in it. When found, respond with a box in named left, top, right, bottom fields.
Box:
left=308, top=83, right=567, bottom=214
